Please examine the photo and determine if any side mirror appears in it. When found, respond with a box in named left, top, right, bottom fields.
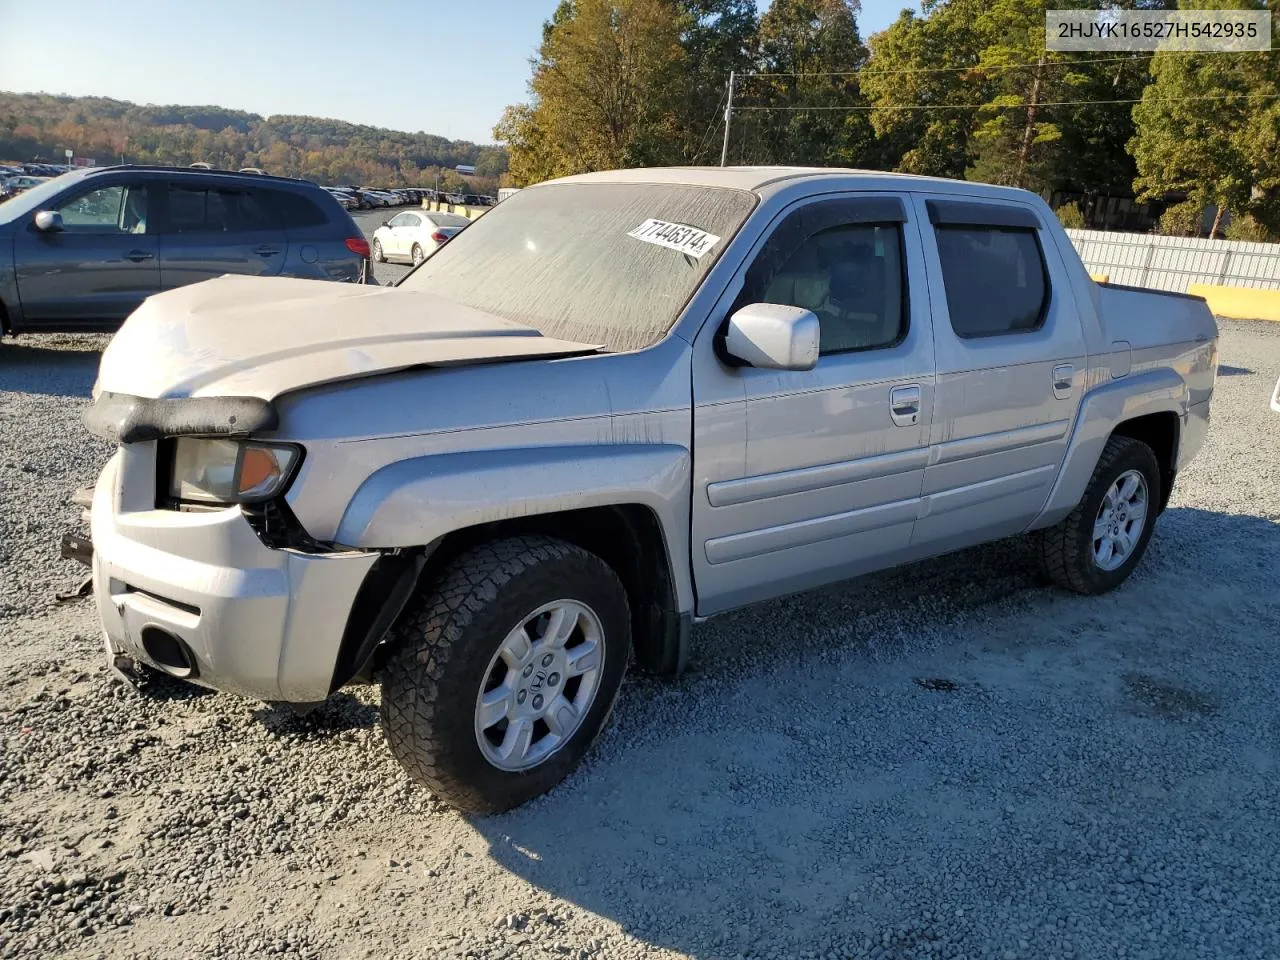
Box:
left=381, top=220, right=391, bottom=228
left=34, top=210, right=63, bottom=233
left=723, top=303, right=820, bottom=371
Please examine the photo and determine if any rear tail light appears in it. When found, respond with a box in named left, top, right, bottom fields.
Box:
left=345, top=236, right=371, bottom=258
left=431, top=231, right=450, bottom=244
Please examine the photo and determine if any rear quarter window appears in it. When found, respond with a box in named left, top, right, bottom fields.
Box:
left=258, top=188, right=330, bottom=229
left=935, top=226, right=1048, bottom=338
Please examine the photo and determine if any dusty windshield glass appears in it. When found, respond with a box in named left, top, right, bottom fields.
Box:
left=400, top=182, right=757, bottom=352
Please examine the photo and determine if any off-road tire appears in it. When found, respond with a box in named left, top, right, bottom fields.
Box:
left=1037, top=435, right=1162, bottom=595
left=380, top=536, right=630, bottom=814
left=371, top=238, right=385, bottom=263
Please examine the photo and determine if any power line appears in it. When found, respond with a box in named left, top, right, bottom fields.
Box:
left=689, top=85, right=728, bottom=164
left=740, top=50, right=1273, bottom=80
left=731, top=91, right=1280, bottom=112
left=741, top=54, right=1154, bottom=79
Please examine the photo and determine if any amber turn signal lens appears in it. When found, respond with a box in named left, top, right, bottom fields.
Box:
left=238, top=446, right=283, bottom=496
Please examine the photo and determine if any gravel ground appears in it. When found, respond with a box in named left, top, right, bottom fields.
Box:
left=1, top=321, right=1279, bottom=960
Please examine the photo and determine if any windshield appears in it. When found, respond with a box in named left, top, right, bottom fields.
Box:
left=0, top=171, right=81, bottom=225
left=400, top=182, right=757, bottom=352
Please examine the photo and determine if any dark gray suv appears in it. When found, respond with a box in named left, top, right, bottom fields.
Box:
left=0, top=165, right=371, bottom=334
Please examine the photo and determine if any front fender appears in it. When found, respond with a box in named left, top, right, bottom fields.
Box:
left=0, top=233, right=20, bottom=332
left=334, top=443, right=694, bottom=612
left=1030, top=368, right=1189, bottom=529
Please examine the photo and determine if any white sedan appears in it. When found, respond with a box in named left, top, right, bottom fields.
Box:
left=371, top=211, right=472, bottom=266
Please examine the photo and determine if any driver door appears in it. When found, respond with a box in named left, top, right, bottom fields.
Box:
left=691, top=195, right=937, bottom=615
left=14, top=178, right=160, bottom=325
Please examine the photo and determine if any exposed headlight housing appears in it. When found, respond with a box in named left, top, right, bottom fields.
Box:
left=168, top=438, right=302, bottom=505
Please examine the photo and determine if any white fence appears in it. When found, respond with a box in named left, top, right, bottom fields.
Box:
left=1065, top=229, right=1280, bottom=293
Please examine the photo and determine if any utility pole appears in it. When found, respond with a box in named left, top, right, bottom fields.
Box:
left=720, top=71, right=735, bottom=167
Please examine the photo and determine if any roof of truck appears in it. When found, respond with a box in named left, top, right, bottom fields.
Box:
left=544, top=166, right=1034, bottom=201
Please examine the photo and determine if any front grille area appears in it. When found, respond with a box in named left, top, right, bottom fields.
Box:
left=241, top=498, right=336, bottom=553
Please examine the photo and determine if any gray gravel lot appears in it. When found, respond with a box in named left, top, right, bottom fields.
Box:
left=1, top=320, right=1279, bottom=960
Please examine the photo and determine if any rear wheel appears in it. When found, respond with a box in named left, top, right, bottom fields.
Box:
left=371, top=238, right=385, bottom=263
left=1037, top=435, right=1162, bottom=595
left=380, top=536, right=631, bottom=813
left=411, top=243, right=425, bottom=266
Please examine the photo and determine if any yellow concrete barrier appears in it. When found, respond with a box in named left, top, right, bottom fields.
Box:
left=419, top=200, right=488, bottom=220
left=1187, top=284, right=1280, bottom=322
left=1089, top=273, right=1110, bottom=284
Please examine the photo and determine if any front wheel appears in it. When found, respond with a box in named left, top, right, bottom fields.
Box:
left=380, top=536, right=631, bottom=813
left=1037, top=435, right=1162, bottom=595
left=371, top=238, right=385, bottom=263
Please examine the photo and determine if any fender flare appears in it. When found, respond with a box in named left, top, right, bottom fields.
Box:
left=334, top=443, right=695, bottom=615
left=1030, top=368, right=1188, bottom=529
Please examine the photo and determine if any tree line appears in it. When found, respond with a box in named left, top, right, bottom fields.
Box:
left=0, top=92, right=510, bottom=192
left=496, top=0, right=1280, bottom=239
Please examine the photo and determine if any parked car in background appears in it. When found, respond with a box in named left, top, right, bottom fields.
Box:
left=371, top=210, right=470, bottom=266
left=1, top=176, right=51, bottom=197
left=73, top=167, right=1216, bottom=813
left=0, top=164, right=371, bottom=334
left=324, top=187, right=359, bottom=210
left=1272, top=375, right=1280, bottom=413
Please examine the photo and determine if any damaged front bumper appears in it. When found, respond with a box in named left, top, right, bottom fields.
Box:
left=88, top=451, right=378, bottom=702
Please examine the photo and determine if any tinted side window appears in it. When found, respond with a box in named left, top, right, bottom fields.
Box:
left=259, top=188, right=329, bottom=229
left=753, top=223, right=906, bottom=355
left=935, top=226, right=1048, bottom=338
left=167, top=185, right=276, bottom=233
left=54, top=183, right=149, bottom=234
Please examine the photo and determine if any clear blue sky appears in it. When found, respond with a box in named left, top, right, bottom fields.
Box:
left=0, top=0, right=909, bottom=145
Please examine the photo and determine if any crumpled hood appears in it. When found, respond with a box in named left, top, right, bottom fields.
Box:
left=94, top=274, right=601, bottom=401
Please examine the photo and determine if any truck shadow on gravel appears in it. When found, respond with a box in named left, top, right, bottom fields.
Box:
left=1, top=341, right=104, bottom=398
left=251, top=694, right=378, bottom=736
left=467, top=506, right=1280, bottom=958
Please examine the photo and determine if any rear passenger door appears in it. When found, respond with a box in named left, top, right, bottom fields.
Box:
left=910, top=195, right=1087, bottom=554
left=691, top=194, right=935, bottom=615
left=157, top=180, right=288, bottom=289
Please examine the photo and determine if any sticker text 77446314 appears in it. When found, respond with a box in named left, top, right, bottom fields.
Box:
left=627, top=219, right=722, bottom=259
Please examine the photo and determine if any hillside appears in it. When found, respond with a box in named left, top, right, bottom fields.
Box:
left=0, top=91, right=508, bottom=188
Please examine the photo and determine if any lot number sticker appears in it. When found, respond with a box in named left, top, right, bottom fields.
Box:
left=628, top=219, right=721, bottom=259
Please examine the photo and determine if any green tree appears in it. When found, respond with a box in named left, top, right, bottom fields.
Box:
left=743, top=0, right=874, bottom=167
left=1130, top=0, right=1279, bottom=235
left=518, top=0, right=687, bottom=173
left=862, top=0, right=988, bottom=178
left=493, top=104, right=563, bottom=185
left=670, top=0, right=759, bottom=162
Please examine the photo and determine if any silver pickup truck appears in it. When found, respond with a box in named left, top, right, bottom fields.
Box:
left=75, top=167, right=1218, bottom=812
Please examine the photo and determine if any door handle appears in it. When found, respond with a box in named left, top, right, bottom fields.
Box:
left=889, top=384, right=921, bottom=427
left=123, top=250, right=153, bottom=263
left=253, top=245, right=282, bottom=257
left=1052, top=363, right=1074, bottom=399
